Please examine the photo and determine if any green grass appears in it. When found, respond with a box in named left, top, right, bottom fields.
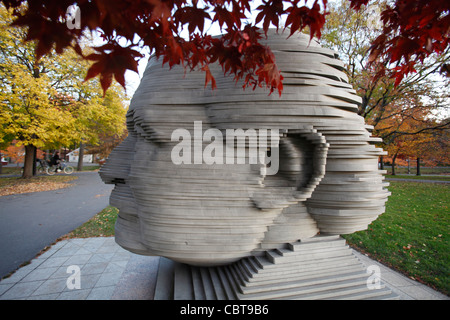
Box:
left=343, top=181, right=449, bottom=295
left=65, top=206, right=118, bottom=238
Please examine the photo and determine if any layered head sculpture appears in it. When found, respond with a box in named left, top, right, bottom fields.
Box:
left=100, top=31, right=390, bottom=266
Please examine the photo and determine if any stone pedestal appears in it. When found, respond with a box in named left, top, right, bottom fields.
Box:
left=154, top=236, right=398, bottom=300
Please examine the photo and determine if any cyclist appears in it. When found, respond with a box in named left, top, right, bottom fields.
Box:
left=51, top=151, right=62, bottom=172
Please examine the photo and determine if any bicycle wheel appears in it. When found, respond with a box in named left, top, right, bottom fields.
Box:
left=46, top=167, right=56, bottom=175
left=64, top=166, right=74, bottom=174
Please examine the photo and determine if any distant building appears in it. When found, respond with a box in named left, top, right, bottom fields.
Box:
left=67, top=148, right=93, bottom=163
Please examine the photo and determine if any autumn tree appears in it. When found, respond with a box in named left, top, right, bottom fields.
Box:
left=375, top=99, right=442, bottom=174
left=50, top=47, right=127, bottom=171
left=423, top=121, right=450, bottom=167
left=0, top=5, right=126, bottom=177
left=320, top=0, right=450, bottom=172
left=74, top=85, right=127, bottom=171
left=85, top=127, right=127, bottom=163
left=0, top=6, right=76, bottom=177
left=1, top=0, right=448, bottom=96
left=321, top=0, right=449, bottom=119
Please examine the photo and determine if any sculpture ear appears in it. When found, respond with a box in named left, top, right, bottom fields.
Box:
left=250, top=127, right=329, bottom=210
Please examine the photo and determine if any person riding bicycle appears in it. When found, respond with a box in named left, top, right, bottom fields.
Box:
left=51, top=151, right=62, bottom=172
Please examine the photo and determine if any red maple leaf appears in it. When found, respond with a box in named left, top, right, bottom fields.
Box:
left=348, top=0, right=370, bottom=11
left=202, top=65, right=217, bottom=89
left=174, top=4, right=211, bottom=34
left=84, top=43, right=143, bottom=94
left=284, top=1, right=327, bottom=40
left=256, top=0, right=284, bottom=33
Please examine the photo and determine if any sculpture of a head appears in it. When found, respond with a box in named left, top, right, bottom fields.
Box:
left=100, top=31, right=389, bottom=266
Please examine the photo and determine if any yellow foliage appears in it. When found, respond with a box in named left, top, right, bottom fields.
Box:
left=0, top=4, right=127, bottom=151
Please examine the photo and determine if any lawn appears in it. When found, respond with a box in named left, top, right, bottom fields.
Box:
left=343, top=181, right=449, bottom=295
left=64, top=205, right=118, bottom=238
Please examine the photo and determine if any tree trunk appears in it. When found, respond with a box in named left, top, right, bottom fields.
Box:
left=22, top=144, right=36, bottom=179
left=77, top=141, right=84, bottom=172
left=416, top=157, right=421, bottom=176
left=379, top=156, right=384, bottom=170
left=32, top=146, right=37, bottom=176
left=391, top=153, right=397, bottom=175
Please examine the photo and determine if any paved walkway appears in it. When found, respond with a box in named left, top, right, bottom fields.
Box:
left=0, top=171, right=113, bottom=278
left=0, top=237, right=447, bottom=300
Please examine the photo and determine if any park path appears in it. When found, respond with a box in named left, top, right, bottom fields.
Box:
left=0, top=171, right=113, bottom=279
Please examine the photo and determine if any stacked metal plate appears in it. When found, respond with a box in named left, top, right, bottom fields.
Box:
left=100, top=30, right=389, bottom=267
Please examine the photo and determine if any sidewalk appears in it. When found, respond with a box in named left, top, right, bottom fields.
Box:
left=0, top=237, right=447, bottom=300
left=0, top=237, right=158, bottom=300
left=0, top=171, right=113, bottom=279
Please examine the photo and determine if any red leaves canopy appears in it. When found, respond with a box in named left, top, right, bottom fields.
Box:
left=2, top=0, right=449, bottom=95
left=368, top=0, right=450, bottom=86
left=2, top=0, right=329, bottom=96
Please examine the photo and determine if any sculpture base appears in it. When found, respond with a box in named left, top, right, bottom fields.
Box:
left=154, top=235, right=398, bottom=300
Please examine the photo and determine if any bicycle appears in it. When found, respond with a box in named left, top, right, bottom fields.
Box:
left=46, top=160, right=74, bottom=175
left=36, top=159, right=50, bottom=174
